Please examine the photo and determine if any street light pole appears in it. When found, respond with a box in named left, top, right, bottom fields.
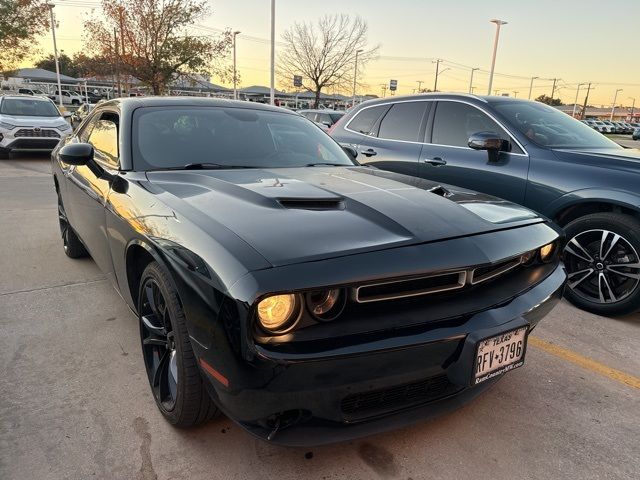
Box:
left=469, top=68, right=479, bottom=94
left=232, top=31, right=240, bottom=100
left=434, top=64, right=449, bottom=92
left=269, top=0, right=275, bottom=105
left=47, top=3, right=63, bottom=108
left=432, top=59, right=441, bottom=91
left=528, top=76, right=538, bottom=100
left=572, top=83, right=586, bottom=117
left=487, top=19, right=507, bottom=95
left=351, top=49, right=363, bottom=107
left=610, top=88, right=623, bottom=121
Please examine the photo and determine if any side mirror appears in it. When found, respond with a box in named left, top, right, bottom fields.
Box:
left=342, top=145, right=358, bottom=160
left=59, top=143, right=94, bottom=166
left=62, top=112, right=72, bottom=119
left=468, top=132, right=508, bottom=162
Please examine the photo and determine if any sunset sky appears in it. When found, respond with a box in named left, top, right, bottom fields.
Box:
left=32, top=0, right=640, bottom=107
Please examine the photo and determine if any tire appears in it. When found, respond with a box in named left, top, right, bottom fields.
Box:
left=138, top=261, right=220, bottom=427
left=563, top=212, right=640, bottom=316
left=0, top=149, right=9, bottom=159
left=57, top=195, right=88, bottom=258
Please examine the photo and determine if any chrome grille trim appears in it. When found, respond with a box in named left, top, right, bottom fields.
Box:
left=353, top=271, right=467, bottom=303
left=469, top=257, right=523, bottom=285
left=15, top=128, right=60, bottom=138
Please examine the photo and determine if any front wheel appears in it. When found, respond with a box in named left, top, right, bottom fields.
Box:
left=138, top=262, right=220, bottom=427
left=57, top=195, right=88, bottom=258
left=563, top=213, right=640, bottom=315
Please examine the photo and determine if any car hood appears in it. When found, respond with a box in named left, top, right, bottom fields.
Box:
left=553, top=147, right=640, bottom=167
left=145, top=166, right=542, bottom=266
left=0, top=114, right=65, bottom=127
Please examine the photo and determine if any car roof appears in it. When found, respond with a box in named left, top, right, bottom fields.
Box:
left=96, top=96, right=301, bottom=118
left=0, top=93, right=52, bottom=102
left=298, top=109, right=343, bottom=113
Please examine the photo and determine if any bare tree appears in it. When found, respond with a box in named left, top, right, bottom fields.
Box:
left=278, top=14, right=377, bottom=108
left=84, top=0, right=232, bottom=95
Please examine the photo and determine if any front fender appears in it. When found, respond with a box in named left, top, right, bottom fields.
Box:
left=546, top=188, right=640, bottom=219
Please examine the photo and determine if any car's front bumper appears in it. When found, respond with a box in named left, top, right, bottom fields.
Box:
left=1, top=129, right=68, bottom=151
left=199, top=262, right=565, bottom=446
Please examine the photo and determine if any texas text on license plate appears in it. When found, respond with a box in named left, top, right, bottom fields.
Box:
left=474, top=327, right=528, bottom=385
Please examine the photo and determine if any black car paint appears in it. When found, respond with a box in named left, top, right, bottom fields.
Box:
left=51, top=97, right=565, bottom=445
left=331, top=94, right=640, bottom=224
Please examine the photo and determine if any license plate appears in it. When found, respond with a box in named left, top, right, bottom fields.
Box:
left=474, top=327, right=528, bottom=385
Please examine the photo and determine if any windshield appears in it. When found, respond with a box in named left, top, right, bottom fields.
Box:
left=132, top=106, right=356, bottom=170
left=0, top=98, right=60, bottom=117
left=489, top=100, right=621, bottom=149
left=329, top=113, right=344, bottom=122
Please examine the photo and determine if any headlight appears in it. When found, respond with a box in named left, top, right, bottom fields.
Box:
left=256, top=293, right=301, bottom=333
left=539, top=242, right=556, bottom=262
left=305, top=288, right=346, bottom=321
left=0, top=121, right=16, bottom=130
left=520, top=250, right=537, bottom=265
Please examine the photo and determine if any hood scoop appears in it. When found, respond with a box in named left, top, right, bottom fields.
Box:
left=428, top=185, right=452, bottom=197
left=278, top=197, right=345, bottom=211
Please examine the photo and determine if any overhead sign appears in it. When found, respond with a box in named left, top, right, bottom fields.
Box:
left=389, top=79, right=398, bottom=91
left=293, top=75, right=303, bottom=87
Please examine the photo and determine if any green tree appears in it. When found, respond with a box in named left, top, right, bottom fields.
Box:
left=35, top=53, right=81, bottom=78
left=84, top=0, right=232, bottom=95
left=535, top=94, right=563, bottom=106
left=0, top=0, right=49, bottom=70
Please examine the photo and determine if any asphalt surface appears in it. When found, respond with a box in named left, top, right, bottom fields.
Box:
left=1, top=152, right=638, bottom=480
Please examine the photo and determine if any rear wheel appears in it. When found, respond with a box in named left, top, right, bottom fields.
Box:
left=0, top=148, right=9, bottom=159
left=57, top=195, right=88, bottom=258
left=138, top=261, right=220, bottom=427
left=563, top=213, right=640, bottom=315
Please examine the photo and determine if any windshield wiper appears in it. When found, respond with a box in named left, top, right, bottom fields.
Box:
left=305, top=162, right=351, bottom=167
left=156, top=163, right=257, bottom=171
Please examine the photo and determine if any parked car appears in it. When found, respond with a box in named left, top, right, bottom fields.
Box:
left=601, top=120, right=618, bottom=134
left=51, top=97, right=564, bottom=445
left=298, top=109, right=344, bottom=131
left=0, top=94, right=72, bottom=158
left=17, top=87, right=48, bottom=96
left=49, top=90, right=83, bottom=106
left=331, top=93, right=640, bottom=315
left=591, top=120, right=608, bottom=133
left=70, top=103, right=94, bottom=129
left=633, top=127, right=640, bottom=140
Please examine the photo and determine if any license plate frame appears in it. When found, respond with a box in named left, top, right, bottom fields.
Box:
left=473, top=327, right=529, bottom=385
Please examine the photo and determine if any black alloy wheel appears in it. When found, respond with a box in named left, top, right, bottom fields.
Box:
left=57, top=194, right=88, bottom=258
left=138, top=262, right=219, bottom=426
left=563, top=213, right=640, bottom=315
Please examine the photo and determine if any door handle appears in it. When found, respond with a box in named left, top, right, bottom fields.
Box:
left=422, top=157, right=447, bottom=166
left=360, top=148, right=378, bottom=157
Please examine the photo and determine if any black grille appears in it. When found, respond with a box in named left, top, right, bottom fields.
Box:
left=278, top=198, right=344, bottom=210
left=471, top=257, right=522, bottom=285
left=355, top=271, right=466, bottom=303
left=15, top=128, right=60, bottom=138
left=341, top=374, right=461, bottom=419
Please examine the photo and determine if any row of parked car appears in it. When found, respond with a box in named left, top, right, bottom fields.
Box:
left=12, top=87, right=104, bottom=105
left=580, top=118, right=639, bottom=135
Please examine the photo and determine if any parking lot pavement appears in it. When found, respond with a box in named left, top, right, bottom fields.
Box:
left=1, top=154, right=638, bottom=480
left=611, top=135, right=640, bottom=149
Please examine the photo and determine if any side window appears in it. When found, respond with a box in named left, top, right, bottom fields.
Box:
left=87, top=112, right=119, bottom=167
left=432, top=102, right=516, bottom=151
left=378, top=102, right=428, bottom=142
left=78, top=112, right=99, bottom=142
left=317, top=113, right=332, bottom=125
left=347, top=105, right=389, bottom=135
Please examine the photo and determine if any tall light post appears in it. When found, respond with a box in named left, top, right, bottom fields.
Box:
left=269, top=0, right=275, bottom=105
left=610, top=88, right=623, bottom=121
left=528, top=76, right=538, bottom=100
left=232, top=30, right=240, bottom=100
left=47, top=3, right=63, bottom=108
left=469, top=67, right=479, bottom=94
left=572, top=83, right=586, bottom=117
left=351, top=49, right=363, bottom=107
left=432, top=59, right=441, bottom=91
left=434, top=66, right=450, bottom=92
left=487, top=19, right=507, bottom=96
left=629, top=97, right=636, bottom=122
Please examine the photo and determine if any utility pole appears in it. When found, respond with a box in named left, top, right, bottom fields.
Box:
left=513, top=91, right=518, bottom=98
left=487, top=19, right=507, bottom=95
left=610, top=88, right=623, bottom=121
left=528, top=76, right=538, bottom=100
left=232, top=31, right=241, bottom=100
left=550, top=78, right=559, bottom=100
left=433, top=59, right=441, bottom=91
left=580, top=83, right=592, bottom=120
left=47, top=3, right=63, bottom=107
left=381, top=84, right=387, bottom=98
left=416, top=80, right=423, bottom=93
left=351, top=49, right=363, bottom=106
left=269, top=0, right=275, bottom=105
left=572, top=83, right=586, bottom=117
left=469, top=68, right=479, bottom=94
left=629, top=97, right=636, bottom=122
left=114, top=28, right=121, bottom=97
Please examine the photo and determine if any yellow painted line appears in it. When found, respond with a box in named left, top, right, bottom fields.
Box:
left=528, top=336, right=640, bottom=390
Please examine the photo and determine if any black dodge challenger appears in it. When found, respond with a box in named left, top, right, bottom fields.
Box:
left=51, top=97, right=566, bottom=445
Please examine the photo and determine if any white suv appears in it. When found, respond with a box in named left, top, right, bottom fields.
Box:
left=0, top=94, right=72, bottom=158
left=49, top=90, right=83, bottom=106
